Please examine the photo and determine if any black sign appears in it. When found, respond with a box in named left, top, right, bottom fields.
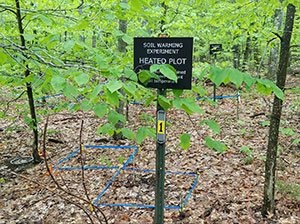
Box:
left=209, top=44, right=222, bottom=55
left=134, top=37, right=193, bottom=89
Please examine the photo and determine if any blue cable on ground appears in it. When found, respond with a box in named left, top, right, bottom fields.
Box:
left=182, top=173, right=200, bottom=208
left=53, top=145, right=139, bottom=170
left=53, top=145, right=199, bottom=210
left=53, top=147, right=81, bottom=169
left=196, top=94, right=240, bottom=100
left=56, top=166, right=120, bottom=170
left=93, top=170, right=199, bottom=210
left=93, top=146, right=140, bottom=204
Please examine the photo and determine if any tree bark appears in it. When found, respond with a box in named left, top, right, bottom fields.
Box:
left=232, top=44, right=240, bottom=69
left=15, top=0, right=41, bottom=163
left=262, top=3, right=295, bottom=217
left=242, top=34, right=251, bottom=72
left=113, top=0, right=127, bottom=140
left=267, top=1, right=283, bottom=81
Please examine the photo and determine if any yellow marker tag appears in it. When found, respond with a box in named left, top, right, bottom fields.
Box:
left=157, top=121, right=165, bottom=134
left=89, top=204, right=94, bottom=212
left=81, top=144, right=84, bottom=152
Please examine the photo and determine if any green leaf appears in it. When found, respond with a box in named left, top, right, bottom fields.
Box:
left=40, top=15, right=52, bottom=25
left=105, top=88, right=119, bottom=107
left=138, top=70, right=152, bottom=84
left=160, top=64, right=177, bottom=82
left=121, top=128, right=134, bottom=139
left=271, top=84, right=284, bottom=100
left=81, top=99, right=93, bottom=112
left=74, top=73, right=89, bottom=86
left=107, top=110, right=126, bottom=125
left=0, top=52, right=7, bottom=65
left=63, top=40, right=75, bottom=52
left=136, top=127, right=155, bottom=144
left=173, top=89, right=183, bottom=97
left=106, top=80, right=123, bottom=93
left=149, top=64, right=159, bottom=73
left=173, top=97, right=182, bottom=109
left=73, top=20, right=89, bottom=30
left=95, top=55, right=109, bottom=69
left=144, top=95, right=156, bottom=107
left=205, top=137, right=227, bottom=153
left=256, top=82, right=273, bottom=95
left=119, top=2, right=130, bottom=9
left=124, top=68, right=137, bottom=81
left=97, top=123, right=115, bottom=136
left=51, top=76, right=65, bottom=92
left=205, top=136, right=215, bottom=149
left=200, top=119, right=220, bottom=134
left=210, top=66, right=225, bottom=87
left=94, top=103, right=107, bottom=118
left=23, top=33, right=35, bottom=41
left=122, top=34, right=133, bottom=44
left=181, top=98, right=204, bottom=114
left=158, top=95, right=172, bottom=110
left=63, top=83, right=78, bottom=100
left=0, top=178, right=4, bottom=182
left=214, top=141, right=227, bottom=153
left=243, top=73, right=256, bottom=89
left=89, top=85, right=102, bottom=101
left=178, top=133, right=191, bottom=150
left=292, top=139, right=300, bottom=145
left=229, top=68, right=243, bottom=88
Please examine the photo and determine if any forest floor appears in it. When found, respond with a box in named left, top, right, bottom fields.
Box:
left=0, top=75, right=299, bottom=224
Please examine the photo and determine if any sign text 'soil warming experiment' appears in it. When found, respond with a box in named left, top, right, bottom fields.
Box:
left=134, top=37, right=193, bottom=89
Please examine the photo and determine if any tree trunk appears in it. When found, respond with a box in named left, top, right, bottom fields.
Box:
left=113, top=0, right=127, bottom=140
left=15, top=0, right=41, bottom=163
left=242, top=34, right=251, bottom=72
left=267, top=2, right=283, bottom=81
left=232, top=44, right=240, bottom=69
left=262, top=3, right=295, bottom=217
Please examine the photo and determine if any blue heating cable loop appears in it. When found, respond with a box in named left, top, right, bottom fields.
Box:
left=94, top=171, right=199, bottom=210
left=56, top=166, right=120, bottom=170
left=196, top=94, right=240, bottom=100
left=53, top=147, right=81, bottom=169
left=93, top=146, right=140, bottom=204
left=52, top=145, right=199, bottom=210
left=53, top=145, right=138, bottom=169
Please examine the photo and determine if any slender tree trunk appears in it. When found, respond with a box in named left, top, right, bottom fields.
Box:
left=232, top=44, right=240, bottom=69
left=242, top=34, right=251, bottom=72
left=15, top=0, right=41, bottom=163
left=113, top=0, right=127, bottom=140
left=267, top=1, right=283, bottom=81
left=262, top=3, right=295, bottom=217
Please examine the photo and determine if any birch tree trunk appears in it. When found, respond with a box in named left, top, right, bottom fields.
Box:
left=262, top=3, right=296, bottom=217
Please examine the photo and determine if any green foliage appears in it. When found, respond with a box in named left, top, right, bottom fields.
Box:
left=276, top=181, right=300, bottom=202
left=136, top=127, right=155, bottom=144
left=200, top=119, right=220, bottom=135
left=205, top=136, right=228, bottom=153
left=178, top=133, right=190, bottom=150
left=0, top=0, right=297, bottom=151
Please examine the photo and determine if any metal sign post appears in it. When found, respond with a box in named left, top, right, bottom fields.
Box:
left=154, top=89, right=166, bottom=224
left=209, top=44, right=222, bottom=102
left=133, top=36, right=193, bottom=224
